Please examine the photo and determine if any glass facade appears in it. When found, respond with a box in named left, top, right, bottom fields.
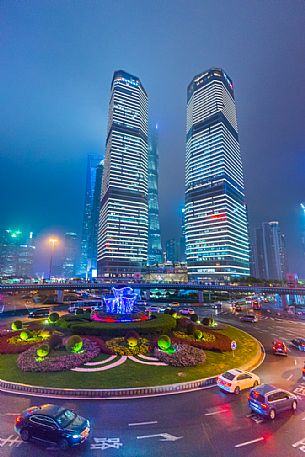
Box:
left=98, top=70, right=148, bottom=279
left=0, top=229, right=35, bottom=278
left=147, top=125, right=163, bottom=265
left=185, top=68, right=250, bottom=279
left=79, top=155, right=103, bottom=277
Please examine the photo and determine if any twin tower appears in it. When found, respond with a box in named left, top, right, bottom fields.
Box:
left=97, top=69, right=250, bottom=281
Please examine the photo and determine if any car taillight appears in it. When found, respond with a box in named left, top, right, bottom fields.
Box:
left=272, top=346, right=276, bottom=350
left=224, top=382, right=231, bottom=387
left=15, top=416, right=23, bottom=424
left=247, top=395, right=251, bottom=401
left=261, top=403, right=268, bottom=409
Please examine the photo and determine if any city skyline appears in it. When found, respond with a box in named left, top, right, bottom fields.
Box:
left=1, top=1, right=305, bottom=275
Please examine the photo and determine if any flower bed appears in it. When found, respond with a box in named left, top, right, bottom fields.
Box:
left=172, top=330, right=231, bottom=352
left=17, top=338, right=100, bottom=372
left=154, top=344, right=206, bottom=367
left=106, top=337, right=150, bottom=356
left=0, top=330, right=49, bottom=354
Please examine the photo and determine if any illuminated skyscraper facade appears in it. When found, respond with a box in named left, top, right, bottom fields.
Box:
left=147, top=126, right=163, bottom=265
left=185, top=68, right=250, bottom=279
left=98, top=70, right=148, bottom=279
left=0, top=229, right=35, bottom=278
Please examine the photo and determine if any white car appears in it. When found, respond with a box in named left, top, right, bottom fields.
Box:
left=145, top=306, right=164, bottom=313
left=217, top=368, right=260, bottom=394
left=180, top=308, right=195, bottom=316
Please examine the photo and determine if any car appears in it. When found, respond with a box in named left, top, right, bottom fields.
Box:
left=272, top=340, right=288, bottom=356
left=234, top=304, right=242, bottom=312
left=180, top=308, right=195, bottom=316
left=248, top=384, right=297, bottom=420
left=211, top=302, right=222, bottom=309
left=170, top=302, right=180, bottom=307
left=240, top=314, right=258, bottom=323
left=28, top=308, right=50, bottom=319
left=291, top=338, right=305, bottom=351
left=145, top=305, right=163, bottom=313
left=216, top=368, right=260, bottom=394
left=14, top=404, right=90, bottom=449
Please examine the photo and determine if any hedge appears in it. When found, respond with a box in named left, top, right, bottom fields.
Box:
left=58, top=313, right=176, bottom=337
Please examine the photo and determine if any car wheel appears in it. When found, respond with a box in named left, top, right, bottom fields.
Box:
left=20, top=429, right=31, bottom=442
left=253, top=380, right=259, bottom=387
left=291, top=400, right=297, bottom=412
left=269, top=409, right=276, bottom=420
left=59, top=438, right=69, bottom=450
left=234, top=386, right=240, bottom=395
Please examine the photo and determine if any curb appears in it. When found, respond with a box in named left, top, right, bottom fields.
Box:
left=0, top=328, right=265, bottom=400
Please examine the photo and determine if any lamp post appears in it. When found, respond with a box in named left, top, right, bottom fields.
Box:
left=49, top=238, right=58, bottom=280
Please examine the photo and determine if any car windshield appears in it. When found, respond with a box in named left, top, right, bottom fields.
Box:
left=222, top=371, right=235, bottom=381
left=55, top=409, right=76, bottom=427
left=250, top=391, right=265, bottom=403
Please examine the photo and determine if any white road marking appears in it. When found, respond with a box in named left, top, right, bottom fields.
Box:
left=287, top=374, right=293, bottom=381
left=235, top=437, right=264, bottom=448
left=295, top=359, right=297, bottom=366
left=129, top=421, right=158, bottom=426
left=204, top=409, right=228, bottom=416
left=137, top=433, right=183, bottom=442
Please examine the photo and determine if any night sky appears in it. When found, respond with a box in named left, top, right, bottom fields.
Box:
left=1, top=1, right=305, bottom=275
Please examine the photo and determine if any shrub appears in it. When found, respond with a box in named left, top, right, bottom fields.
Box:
left=65, top=335, right=83, bottom=353
left=75, top=308, right=84, bottom=315
left=48, top=333, right=63, bottom=350
left=40, top=330, right=50, bottom=340
left=186, top=323, right=196, bottom=335
left=194, top=329, right=202, bottom=340
left=176, top=318, right=190, bottom=331
left=19, top=330, right=31, bottom=341
left=49, top=312, right=59, bottom=324
left=11, top=321, right=22, bottom=331
left=168, top=309, right=176, bottom=316
left=155, top=344, right=206, bottom=367
left=36, top=344, right=50, bottom=358
left=124, top=330, right=140, bottom=344
left=190, top=313, right=199, bottom=323
left=202, top=317, right=212, bottom=327
left=106, top=337, right=149, bottom=356
left=164, top=308, right=170, bottom=314
left=173, top=329, right=232, bottom=352
left=127, top=337, right=138, bottom=348
left=18, top=338, right=100, bottom=372
left=158, top=335, right=171, bottom=351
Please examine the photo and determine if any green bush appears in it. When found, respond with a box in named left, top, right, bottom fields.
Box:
left=49, top=312, right=60, bottom=324
left=190, top=313, right=199, bottom=323
left=11, top=320, right=22, bottom=331
left=158, top=335, right=171, bottom=351
left=48, top=333, right=63, bottom=349
left=127, top=337, right=138, bottom=348
left=19, top=330, right=32, bottom=341
left=75, top=308, right=84, bottom=315
left=194, top=329, right=203, bottom=340
left=202, top=317, right=212, bottom=327
left=58, top=313, right=176, bottom=337
left=186, top=322, right=196, bottom=335
left=36, top=344, right=50, bottom=358
left=65, top=335, right=83, bottom=353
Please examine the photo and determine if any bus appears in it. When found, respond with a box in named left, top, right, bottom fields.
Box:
left=68, top=299, right=103, bottom=314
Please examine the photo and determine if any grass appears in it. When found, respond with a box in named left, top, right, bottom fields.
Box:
left=0, top=325, right=260, bottom=389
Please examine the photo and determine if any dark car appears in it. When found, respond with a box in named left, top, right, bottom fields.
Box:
left=248, top=384, right=297, bottom=420
left=272, top=340, right=288, bottom=356
left=15, top=404, right=90, bottom=450
left=240, top=314, right=258, bottom=323
left=28, top=308, right=50, bottom=319
left=291, top=338, right=305, bottom=352
left=234, top=304, right=242, bottom=312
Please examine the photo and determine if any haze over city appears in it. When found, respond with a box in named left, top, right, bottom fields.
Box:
left=1, top=0, right=305, bottom=275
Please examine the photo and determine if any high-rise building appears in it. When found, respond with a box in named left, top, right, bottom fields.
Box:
left=165, top=238, right=179, bottom=263
left=147, top=125, right=163, bottom=265
left=0, top=229, right=35, bottom=278
left=79, top=155, right=103, bottom=278
left=98, top=70, right=149, bottom=279
left=185, top=68, right=250, bottom=280
left=253, top=221, right=288, bottom=280
left=62, top=232, right=78, bottom=279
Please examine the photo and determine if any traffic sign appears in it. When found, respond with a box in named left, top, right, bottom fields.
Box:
left=231, top=340, right=237, bottom=351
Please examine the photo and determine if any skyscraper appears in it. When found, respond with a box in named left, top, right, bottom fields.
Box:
left=254, top=221, right=288, bottom=280
left=98, top=70, right=149, bottom=279
left=62, top=232, right=78, bottom=279
left=0, top=229, right=35, bottom=278
left=185, top=68, right=250, bottom=280
left=147, top=125, right=163, bottom=265
left=79, top=155, right=103, bottom=278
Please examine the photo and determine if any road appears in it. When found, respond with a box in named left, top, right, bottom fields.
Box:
left=1, top=311, right=305, bottom=456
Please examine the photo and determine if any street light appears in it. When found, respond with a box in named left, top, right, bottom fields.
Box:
left=49, top=238, right=58, bottom=279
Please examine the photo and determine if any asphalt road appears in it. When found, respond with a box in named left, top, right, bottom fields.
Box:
left=1, top=310, right=305, bottom=456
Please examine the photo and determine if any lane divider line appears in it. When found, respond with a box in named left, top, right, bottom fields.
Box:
left=235, top=437, right=264, bottom=448
left=129, top=421, right=158, bottom=426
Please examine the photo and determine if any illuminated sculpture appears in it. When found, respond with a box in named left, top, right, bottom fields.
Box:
left=104, top=287, right=137, bottom=314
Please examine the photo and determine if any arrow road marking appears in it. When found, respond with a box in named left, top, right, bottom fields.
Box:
left=129, top=421, right=158, bottom=426
left=137, top=433, right=183, bottom=442
left=235, top=437, right=264, bottom=448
